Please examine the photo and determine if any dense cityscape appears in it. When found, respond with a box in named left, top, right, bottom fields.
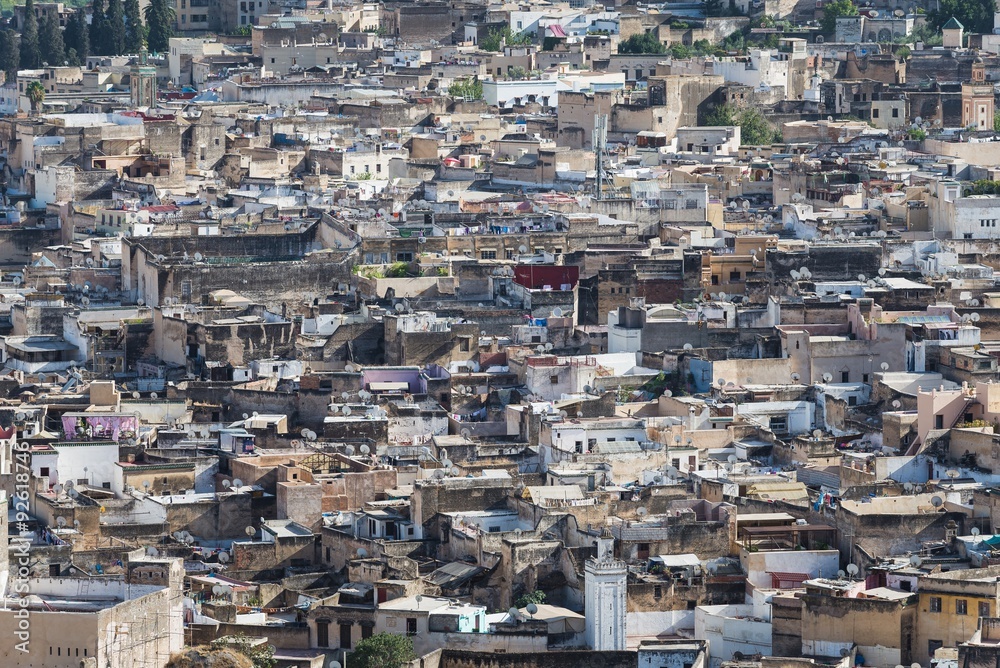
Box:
left=2, top=0, right=1000, bottom=667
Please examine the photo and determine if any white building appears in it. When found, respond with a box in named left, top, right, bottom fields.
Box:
left=713, top=49, right=789, bottom=92
left=585, top=530, right=627, bottom=651
left=931, top=180, right=1000, bottom=240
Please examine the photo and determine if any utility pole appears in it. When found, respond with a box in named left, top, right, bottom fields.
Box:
left=593, top=114, right=608, bottom=200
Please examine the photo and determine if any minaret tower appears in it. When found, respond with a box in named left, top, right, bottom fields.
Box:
left=585, top=527, right=627, bottom=651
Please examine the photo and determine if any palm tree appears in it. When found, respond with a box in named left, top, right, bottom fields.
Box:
left=26, top=80, right=45, bottom=115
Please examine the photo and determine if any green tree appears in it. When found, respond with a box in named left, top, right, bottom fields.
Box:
left=617, top=32, right=666, bottom=54
left=994, top=113, right=1000, bottom=133
left=904, top=23, right=942, bottom=46
left=893, top=44, right=910, bottom=60
left=448, top=77, right=483, bottom=99
left=704, top=104, right=781, bottom=145
left=692, top=38, right=717, bottom=56
left=64, top=13, right=90, bottom=65
left=106, top=0, right=126, bottom=55
left=350, top=633, right=416, bottom=668
left=821, top=0, right=858, bottom=34
left=514, top=590, right=546, bottom=608
left=479, top=26, right=532, bottom=52
left=704, top=102, right=736, bottom=127
left=668, top=42, right=691, bottom=58
left=144, top=0, right=175, bottom=53
left=820, top=0, right=858, bottom=34
left=968, top=180, right=1000, bottom=195
left=124, top=0, right=146, bottom=53
left=506, top=65, right=528, bottom=79
left=928, top=0, right=993, bottom=35
left=19, top=0, right=40, bottom=69
left=739, top=107, right=781, bottom=145
left=0, top=31, right=19, bottom=82
left=210, top=634, right=275, bottom=668
left=39, top=13, right=64, bottom=66
left=90, top=0, right=108, bottom=55
left=26, top=80, right=44, bottom=114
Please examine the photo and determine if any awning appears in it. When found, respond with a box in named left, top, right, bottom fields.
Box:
left=370, top=381, right=409, bottom=391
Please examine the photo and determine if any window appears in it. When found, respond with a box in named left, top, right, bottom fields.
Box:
left=406, top=618, right=417, bottom=635
left=550, top=375, right=559, bottom=384
left=40, top=467, right=49, bottom=477
left=395, top=252, right=413, bottom=262
left=892, top=108, right=899, bottom=118
left=841, top=371, right=849, bottom=382
left=654, top=585, right=662, bottom=599
left=981, top=601, right=991, bottom=617
left=340, top=623, right=352, bottom=649
left=956, top=599, right=968, bottom=615
left=480, top=250, right=497, bottom=260
left=729, top=270, right=741, bottom=281
left=316, top=621, right=330, bottom=647
left=872, top=108, right=879, bottom=119
left=929, top=596, right=942, bottom=613
left=459, top=337, right=470, bottom=352
left=685, top=199, right=698, bottom=209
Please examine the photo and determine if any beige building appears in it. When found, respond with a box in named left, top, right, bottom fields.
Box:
left=0, top=556, right=185, bottom=668
left=915, top=566, right=1000, bottom=665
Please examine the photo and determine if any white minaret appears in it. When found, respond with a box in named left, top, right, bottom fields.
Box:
left=585, top=527, right=627, bottom=651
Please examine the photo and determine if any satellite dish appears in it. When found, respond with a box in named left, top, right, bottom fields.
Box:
left=892, top=400, right=901, bottom=409
left=147, top=546, right=159, bottom=557
left=218, top=551, right=230, bottom=563
left=360, top=444, right=370, bottom=454
left=552, top=307, right=563, bottom=317
left=233, top=479, right=244, bottom=488
left=526, top=603, right=538, bottom=615
left=837, top=569, right=846, bottom=578
left=345, top=445, right=356, bottom=455
left=880, top=362, right=889, bottom=371
left=637, top=506, right=648, bottom=517
left=813, top=429, right=823, bottom=438
left=194, top=252, right=203, bottom=261
left=972, top=527, right=981, bottom=536
left=822, top=373, right=833, bottom=382
left=728, top=454, right=738, bottom=464
left=931, top=496, right=944, bottom=507
left=910, top=554, right=923, bottom=567
left=846, top=563, right=860, bottom=576
left=357, top=547, right=368, bottom=557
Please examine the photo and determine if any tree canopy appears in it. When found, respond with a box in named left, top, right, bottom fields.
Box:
left=618, top=32, right=666, bottom=54
left=124, top=0, right=146, bottom=53
left=928, top=0, right=993, bottom=35
left=448, top=77, right=483, bottom=100
left=144, top=0, right=175, bottom=53
left=39, top=13, right=65, bottom=67
left=64, top=13, right=89, bottom=65
left=349, top=633, right=416, bottom=668
left=19, top=0, right=40, bottom=69
left=479, top=26, right=532, bottom=52
left=705, top=104, right=782, bottom=146
left=820, top=0, right=858, bottom=35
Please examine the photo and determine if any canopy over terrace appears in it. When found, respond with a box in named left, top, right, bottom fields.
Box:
left=737, top=523, right=837, bottom=551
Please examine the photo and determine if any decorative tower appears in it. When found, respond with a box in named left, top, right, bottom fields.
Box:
left=130, top=47, right=157, bottom=108
left=962, top=55, right=993, bottom=131
left=585, top=527, right=627, bottom=651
